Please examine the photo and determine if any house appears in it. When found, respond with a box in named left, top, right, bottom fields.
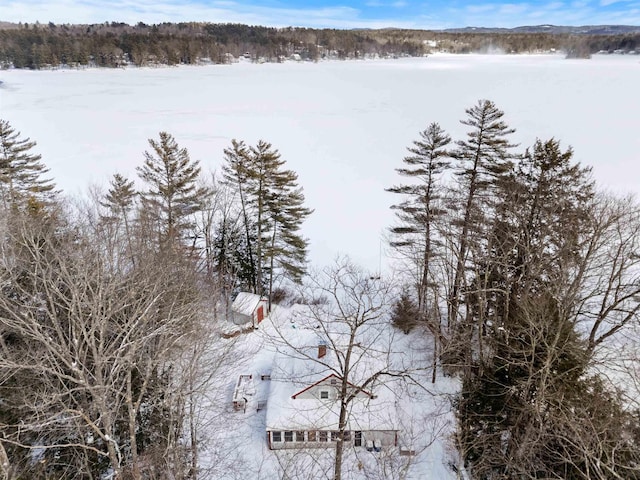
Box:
left=231, top=292, right=268, bottom=327
left=264, top=329, right=399, bottom=450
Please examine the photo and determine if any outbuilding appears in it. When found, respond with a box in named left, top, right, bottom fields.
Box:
left=231, top=292, right=268, bottom=327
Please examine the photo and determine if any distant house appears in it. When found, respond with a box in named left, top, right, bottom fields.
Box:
left=265, top=335, right=399, bottom=450
left=231, top=292, right=268, bottom=327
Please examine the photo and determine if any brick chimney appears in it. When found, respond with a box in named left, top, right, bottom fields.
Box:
left=318, top=342, right=327, bottom=359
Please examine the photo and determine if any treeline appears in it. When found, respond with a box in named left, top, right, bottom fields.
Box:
left=387, top=100, right=640, bottom=478
left=0, top=120, right=312, bottom=478
left=1, top=21, right=639, bottom=68
left=0, top=22, right=427, bottom=68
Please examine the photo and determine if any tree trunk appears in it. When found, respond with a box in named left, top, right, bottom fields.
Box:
left=0, top=441, right=10, bottom=480
left=126, top=370, right=141, bottom=480
left=333, top=399, right=349, bottom=480
left=268, top=221, right=277, bottom=312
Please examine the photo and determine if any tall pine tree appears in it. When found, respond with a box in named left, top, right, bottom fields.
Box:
left=0, top=119, right=56, bottom=211
left=447, top=100, right=516, bottom=370
left=455, top=138, right=627, bottom=480
left=221, top=139, right=312, bottom=302
left=221, top=139, right=258, bottom=291
left=101, top=173, right=138, bottom=266
left=136, top=132, right=209, bottom=251
left=386, top=122, right=451, bottom=319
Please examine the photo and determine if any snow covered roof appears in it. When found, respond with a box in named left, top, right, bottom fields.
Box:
left=265, top=333, right=398, bottom=432
left=231, top=292, right=266, bottom=317
left=265, top=366, right=398, bottom=431
left=291, top=373, right=373, bottom=399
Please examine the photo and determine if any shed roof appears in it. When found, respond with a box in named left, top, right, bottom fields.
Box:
left=231, top=292, right=266, bottom=317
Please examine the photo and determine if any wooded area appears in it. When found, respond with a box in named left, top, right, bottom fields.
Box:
left=387, top=100, right=640, bottom=479
left=0, top=121, right=312, bottom=478
left=0, top=21, right=639, bottom=68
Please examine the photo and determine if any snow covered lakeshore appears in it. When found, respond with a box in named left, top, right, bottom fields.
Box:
left=1, top=54, right=639, bottom=272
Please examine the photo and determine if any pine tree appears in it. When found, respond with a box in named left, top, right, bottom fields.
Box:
left=221, top=139, right=257, bottom=291
left=511, top=138, right=594, bottom=291
left=386, top=122, right=451, bottom=319
left=136, top=132, right=209, bottom=251
left=390, top=290, right=420, bottom=334
left=262, top=163, right=313, bottom=306
left=447, top=100, right=517, bottom=370
left=0, top=119, right=56, bottom=211
left=456, top=139, right=609, bottom=479
left=101, top=173, right=138, bottom=266
left=221, top=139, right=312, bottom=301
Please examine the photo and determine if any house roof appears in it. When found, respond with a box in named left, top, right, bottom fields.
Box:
left=291, top=373, right=373, bottom=400
left=231, top=292, right=266, bottom=317
left=266, top=369, right=398, bottom=432
left=265, top=333, right=399, bottom=432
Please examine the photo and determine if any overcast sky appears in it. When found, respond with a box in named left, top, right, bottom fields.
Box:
left=1, top=0, right=639, bottom=29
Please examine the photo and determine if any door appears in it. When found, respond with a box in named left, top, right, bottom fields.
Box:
left=257, top=305, right=264, bottom=323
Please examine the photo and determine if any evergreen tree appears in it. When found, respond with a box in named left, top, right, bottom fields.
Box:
left=221, top=139, right=312, bottom=302
left=221, top=139, right=257, bottom=291
left=386, top=122, right=451, bottom=319
left=447, top=100, right=516, bottom=369
left=136, top=132, right=209, bottom=251
left=390, top=290, right=420, bottom=334
left=102, top=173, right=137, bottom=218
left=263, top=166, right=312, bottom=306
left=101, top=173, right=138, bottom=266
left=0, top=119, right=56, bottom=211
left=212, top=214, right=255, bottom=294
left=455, top=138, right=623, bottom=479
left=511, top=138, right=594, bottom=291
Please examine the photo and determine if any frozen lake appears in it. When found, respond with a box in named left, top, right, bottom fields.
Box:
left=1, top=54, right=639, bottom=271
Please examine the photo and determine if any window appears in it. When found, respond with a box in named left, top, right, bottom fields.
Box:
left=330, top=378, right=338, bottom=385
left=295, top=431, right=305, bottom=442
left=284, top=431, right=293, bottom=442
left=308, top=431, right=317, bottom=442
left=354, top=431, right=362, bottom=447
left=272, top=431, right=282, bottom=442
left=343, top=431, right=351, bottom=442
left=318, top=431, right=328, bottom=442
left=331, top=431, right=339, bottom=442
left=320, top=390, right=329, bottom=399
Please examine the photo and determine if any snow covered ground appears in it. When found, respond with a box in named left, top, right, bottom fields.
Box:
left=1, top=54, right=639, bottom=272
left=199, top=302, right=459, bottom=480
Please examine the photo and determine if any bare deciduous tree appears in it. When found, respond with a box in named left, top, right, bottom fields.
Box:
left=268, top=258, right=417, bottom=480
left=0, top=201, right=204, bottom=479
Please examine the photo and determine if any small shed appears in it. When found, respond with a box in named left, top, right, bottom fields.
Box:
left=231, top=292, right=268, bottom=327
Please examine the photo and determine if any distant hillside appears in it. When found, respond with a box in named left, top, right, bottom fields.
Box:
left=443, top=24, right=640, bottom=34
left=0, top=21, right=638, bottom=69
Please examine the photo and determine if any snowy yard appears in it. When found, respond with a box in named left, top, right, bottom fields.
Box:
left=197, top=302, right=458, bottom=480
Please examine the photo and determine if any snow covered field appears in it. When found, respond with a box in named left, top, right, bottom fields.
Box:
left=1, top=54, right=639, bottom=272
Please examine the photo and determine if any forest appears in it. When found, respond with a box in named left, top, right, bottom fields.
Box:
left=0, top=21, right=639, bottom=68
left=2, top=96, right=640, bottom=479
